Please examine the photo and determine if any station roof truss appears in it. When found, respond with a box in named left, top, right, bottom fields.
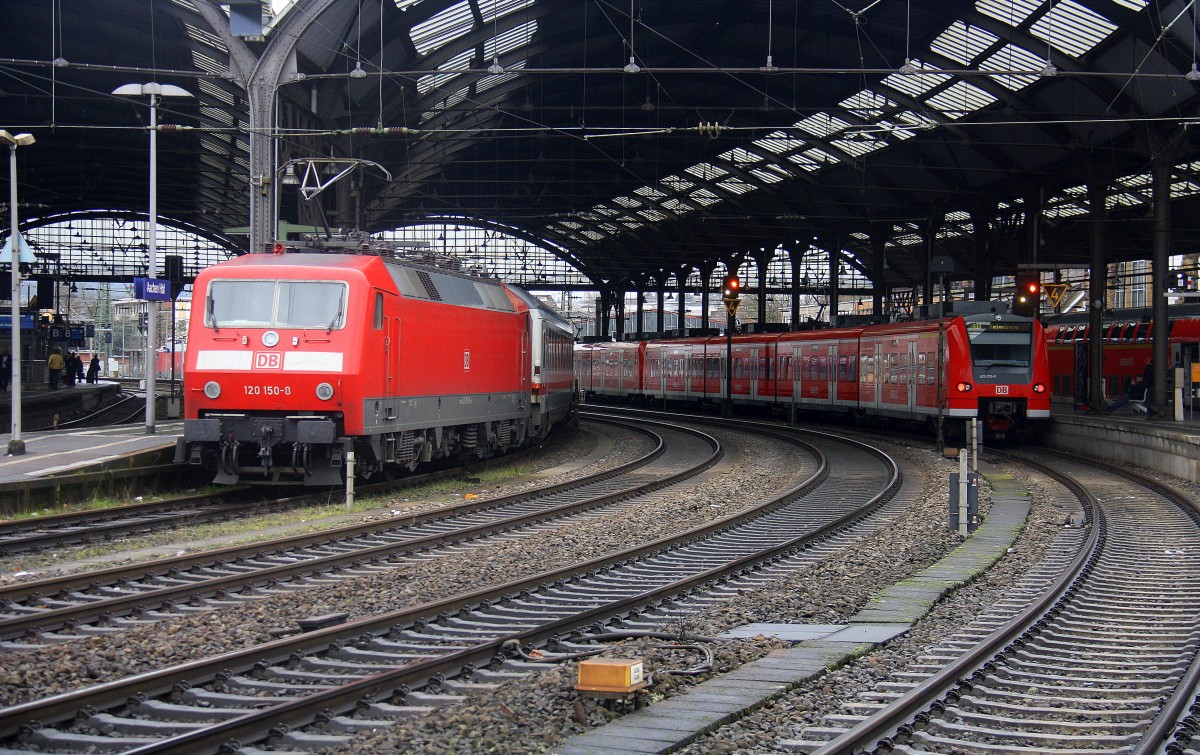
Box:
left=2, top=0, right=1200, bottom=293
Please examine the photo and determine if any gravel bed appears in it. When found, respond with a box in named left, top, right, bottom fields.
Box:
left=0, top=420, right=646, bottom=580
left=0, top=422, right=800, bottom=708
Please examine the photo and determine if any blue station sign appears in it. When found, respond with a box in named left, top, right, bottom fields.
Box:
left=134, top=277, right=172, bottom=301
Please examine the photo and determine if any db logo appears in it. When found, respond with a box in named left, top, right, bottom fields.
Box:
left=254, top=352, right=283, bottom=370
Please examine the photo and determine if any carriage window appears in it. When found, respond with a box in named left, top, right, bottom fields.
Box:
left=373, top=293, right=384, bottom=329
left=899, top=353, right=908, bottom=384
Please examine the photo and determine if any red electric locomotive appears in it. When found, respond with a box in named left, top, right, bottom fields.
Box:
left=576, top=303, right=1050, bottom=438
left=176, top=252, right=575, bottom=485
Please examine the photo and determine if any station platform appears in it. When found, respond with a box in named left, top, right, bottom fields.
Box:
left=1041, top=401, right=1200, bottom=483
left=0, top=383, right=179, bottom=485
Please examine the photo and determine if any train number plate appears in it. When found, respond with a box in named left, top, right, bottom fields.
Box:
left=244, top=385, right=293, bottom=396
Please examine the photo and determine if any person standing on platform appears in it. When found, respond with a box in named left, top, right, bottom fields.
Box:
left=71, top=352, right=85, bottom=385
left=47, top=348, right=65, bottom=390
left=63, top=352, right=77, bottom=387
left=0, top=347, right=10, bottom=392
left=87, top=354, right=100, bottom=384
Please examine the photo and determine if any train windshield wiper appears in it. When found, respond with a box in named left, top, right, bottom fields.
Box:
left=208, top=292, right=219, bottom=332
left=326, top=294, right=344, bottom=334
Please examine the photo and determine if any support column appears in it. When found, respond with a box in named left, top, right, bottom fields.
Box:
left=597, top=291, right=610, bottom=339
left=970, top=205, right=995, bottom=301
left=613, top=285, right=626, bottom=340
left=827, top=236, right=841, bottom=326
left=790, top=246, right=803, bottom=328
left=655, top=275, right=667, bottom=335
left=634, top=280, right=646, bottom=341
left=754, top=249, right=771, bottom=326
left=699, top=262, right=713, bottom=331
left=1151, top=160, right=1170, bottom=410
left=1086, top=172, right=1108, bottom=413
left=676, top=267, right=689, bottom=330
left=870, top=231, right=887, bottom=320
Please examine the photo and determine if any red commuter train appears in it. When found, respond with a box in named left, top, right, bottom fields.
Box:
left=1043, top=312, right=1200, bottom=407
left=176, top=252, right=576, bottom=484
left=576, top=303, right=1050, bottom=438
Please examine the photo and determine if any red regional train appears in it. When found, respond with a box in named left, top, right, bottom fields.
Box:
left=1043, top=311, right=1200, bottom=407
left=576, top=303, right=1050, bottom=438
left=175, top=252, right=576, bottom=485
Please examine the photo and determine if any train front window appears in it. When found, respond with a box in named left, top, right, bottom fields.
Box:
left=967, top=322, right=1033, bottom=367
left=206, top=280, right=347, bottom=329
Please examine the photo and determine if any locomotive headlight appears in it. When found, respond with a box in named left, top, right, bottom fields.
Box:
left=316, top=382, right=335, bottom=401
left=203, top=381, right=222, bottom=399
left=262, top=330, right=280, bottom=347
left=955, top=382, right=973, bottom=392
left=1033, top=383, right=1046, bottom=394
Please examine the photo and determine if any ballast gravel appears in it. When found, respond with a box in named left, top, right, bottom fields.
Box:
left=0, top=423, right=1117, bottom=755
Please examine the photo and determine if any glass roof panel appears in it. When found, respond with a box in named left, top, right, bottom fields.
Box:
left=718, top=147, right=762, bottom=166
left=484, top=19, right=537, bottom=59
left=754, top=132, right=807, bottom=155
left=925, top=80, right=997, bottom=118
left=480, top=0, right=535, bottom=22
left=839, top=90, right=898, bottom=120
left=411, top=0, right=473, bottom=56
left=881, top=60, right=952, bottom=98
left=930, top=21, right=1000, bottom=65
left=476, top=62, right=524, bottom=93
left=786, top=152, right=822, bottom=171
left=638, top=208, right=668, bottom=221
left=976, top=0, right=1040, bottom=28
left=661, top=198, right=695, bottom=214
left=749, top=167, right=787, bottom=184
left=660, top=175, right=695, bottom=192
left=831, top=136, right=887, bottom=157
left=634, top=186, right=668, bottom=199
left=794, top=112, right=854, bottom=138
left=684, top=162, right=730, bottom=180
left=979, top=44, right=1047, bottom=90
left=689, top=188, right=722, bottom=206
left=1030, top=0, right=1117, bottom=58
left=1109, top=0, right=1147, bottom=9
left=716, top=178, right=757, bottom=195
left=613, top=196, right=643, bottom=208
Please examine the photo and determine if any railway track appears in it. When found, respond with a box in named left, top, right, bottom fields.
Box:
left=0, top=419, right=900, bottom=753
left=0, top=417, right=711, bottom=645
left=792, top=447, right=1200, bottom=754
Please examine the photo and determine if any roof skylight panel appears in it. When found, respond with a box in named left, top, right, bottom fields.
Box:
left=794, top=112, right=854, bottom=138
left=661, top=198, right=695, bottom=214
left=881, top=60, right=951, bottom=98
left=613, top=196, right=643, bottom=208
left=786, top=152, right=821, bottom=171
left=198, top=80, right=236, bottom=107
left=1107, top=193, right=1143, bottom=208
left=485, top=20, right=537, bottom=59
left=924, top=80, right=997, bottom=118
left=621, top=220, right=644, bottom=229
left=660, top=175, right=695, bottom=192
left=1117, top=173, right=1151, bottom=188
left=839, top=90, right=898, bottom=120
left=1044, top=202, right=1088, bottom=218
left=831, top=136, right=887, bottom=157
left=749, top=167, right=787, bottom=184
left=689, top=188, right=722, bottom=206
left=638, top=208, right=668, bottom=221
left=186, top=24, right=228, bottom=52
left=200, top=106, right=235, bottom=123
left=480, top=0, right=535, bottom=22
left=634, top=186, right=668, bottom=199
left=801, top=147, right=840, bottom=167
left=1171, top=180, right=1200, bottom=197
left=411, top=0, right=473, bottom=56
left=976, top=0, right=1040, bottom=28
left=476, top=60, right=524, bottom=93
left=979, top=44, right=1046, bottom=90
left=930, top=21, right=1000, bottom=65
left=591, top=206, right=619, bottom=217
left=598, top=223, right=620, bottom=233
left=754, top=132, right=807, bottom=155
left=1029, top=0, right=1117, bottom=58
left=395, top=1, right=423, bottom=9
left=191, top=51, right=226, bottom=75
left=718, top=147, right=762, bottom=166
left=685, top=162, right=730, bottom=180
left=559, top=220, right=583, bottom=230
left=418, top=49, right=472, bottom=94
left=582, top=230, right=604, bottom=241
left=716, top=177, right=757, bottom=195
left=1110, top=0, right=1148, bottom=8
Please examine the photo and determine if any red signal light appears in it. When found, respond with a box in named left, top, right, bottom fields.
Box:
left=722, top=274, right=740, bottom=299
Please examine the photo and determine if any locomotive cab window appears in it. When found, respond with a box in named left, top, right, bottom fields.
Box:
left=206, top=279, right=348, bottom=330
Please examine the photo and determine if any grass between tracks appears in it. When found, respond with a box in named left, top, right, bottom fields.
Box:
left=0, top=464, right=534, bottom=577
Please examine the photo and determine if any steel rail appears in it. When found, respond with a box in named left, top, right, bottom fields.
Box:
left=0, top=423, right=898, bottom=752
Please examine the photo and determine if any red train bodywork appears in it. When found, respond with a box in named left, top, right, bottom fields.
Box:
left=1044, top=316, right=1200, bottom=407
left=576, top=306, right=1050, bottom=438
left=177, top=253, right=575, bottom=484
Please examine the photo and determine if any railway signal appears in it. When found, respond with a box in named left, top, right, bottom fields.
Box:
left=722, top=274, right=741, bottom=317
left=1014, top=273, right=1041, bottom=317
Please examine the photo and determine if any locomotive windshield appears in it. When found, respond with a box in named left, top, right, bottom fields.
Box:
left=965, top=321, right=1033, bottom=367
left=205, top=279, right=346, bottom=330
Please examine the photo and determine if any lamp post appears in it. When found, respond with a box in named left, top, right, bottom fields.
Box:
left=113, top=83, right=192, bottom=435
left=2, top=129, right=35, bottom=456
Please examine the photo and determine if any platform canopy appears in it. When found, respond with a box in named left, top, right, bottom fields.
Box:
left=2, top=0, right=1199, bottom=291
